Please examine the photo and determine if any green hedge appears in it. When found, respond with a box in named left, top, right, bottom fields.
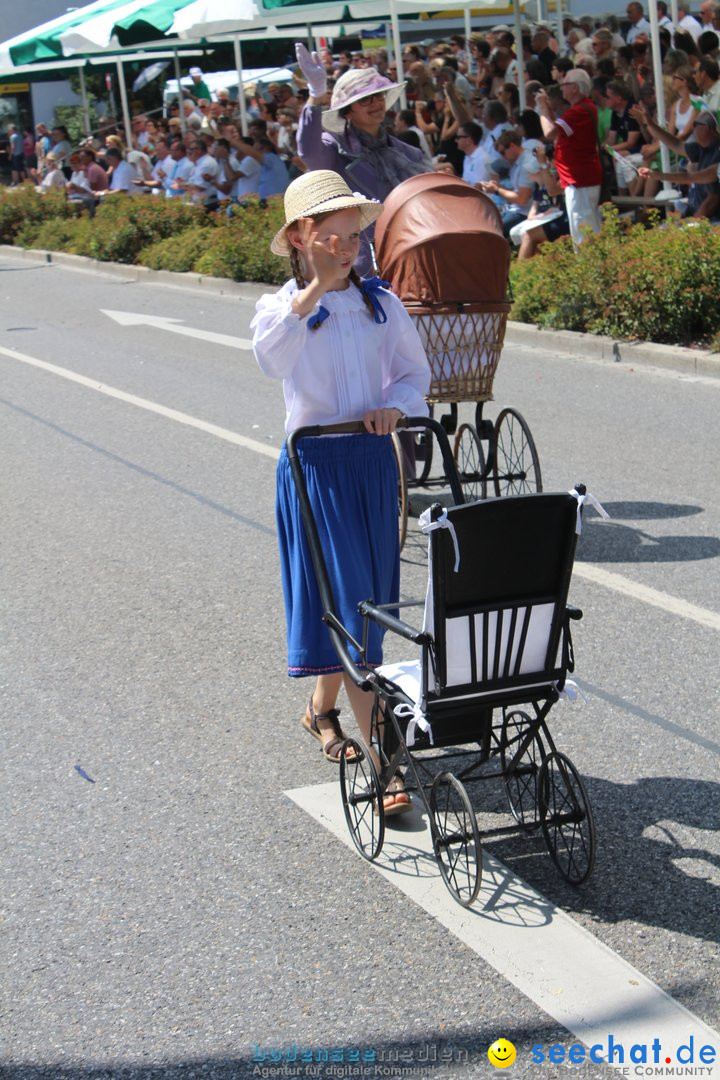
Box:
left=510, top=209, right=720, bottom=348
left=1, top=185, right=287, bottom=284
left=2, top=186, right=719, bottom=347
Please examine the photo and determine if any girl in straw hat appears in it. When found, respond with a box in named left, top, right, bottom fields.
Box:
left=294, top=43, right=428, bottom=274
left=252, top=170, right=430, bottom=814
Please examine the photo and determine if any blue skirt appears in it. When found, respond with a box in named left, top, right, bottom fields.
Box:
left=276, top=433, right=400, bottom=677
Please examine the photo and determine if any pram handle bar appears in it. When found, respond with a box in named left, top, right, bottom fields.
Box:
left=358, top=600, right=433, bottom=646
left=286, top=416, right=464, bottom=691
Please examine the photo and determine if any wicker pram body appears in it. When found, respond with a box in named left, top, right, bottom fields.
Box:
left=373, top=174, right=511, bottom=404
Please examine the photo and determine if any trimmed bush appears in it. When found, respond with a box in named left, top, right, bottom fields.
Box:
left=138, top=225, right=217, bottom=272
left=0, top=185, right=71, bottom=243
left=511, top=210, right=720, bottom=346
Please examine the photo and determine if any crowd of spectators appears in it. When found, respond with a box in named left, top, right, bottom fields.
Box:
left=5, top=2, right=720, bottom=257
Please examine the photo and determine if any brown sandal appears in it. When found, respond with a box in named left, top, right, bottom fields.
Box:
left=383, top=772, right=413, bottom=817
left=301, top=697, right=360, bottom=763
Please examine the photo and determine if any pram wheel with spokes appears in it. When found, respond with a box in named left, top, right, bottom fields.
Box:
left=339, top=737, right=385, bottom=861
left=430, top=772, right=482, bottom=907
left=538, top=750, right=596, bottom=885
left=453, top=423, right=487, bottom=501
left=493, top=408, right=542, bottom=497
left=500, top=709, right=546, bottom=830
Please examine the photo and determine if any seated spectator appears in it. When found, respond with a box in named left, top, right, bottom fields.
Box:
left=78, top=148, right=108, bottom=192
left=229, top=135, right=289, bottom=201
left=696, top=56, right=720, bottom=109
left=159, top=139, right=194, bottom=198
left=633, top=105, right=720, bottom=217
left=698, top=29, right=720, bottom=55
left=478, top=129, right=537, bottom=234
left=516, top=108, right=546, bottom=153
left=36, top=151, right=65, bottom=192
left=604, top=80, right=643, bottom=193
left=395, top=107, right=434, bottom=162
left=479, top=99, right=513, bottom=162
left=456, top=120, right=492, bottom=185
left=182, top=139, right=220, bottom=206
left=99, top=147, right=137, bottom=194
left=136, top=140, right=170, bottom=193
left=499, top=81, right=520, bottom=116
left=127, top=149, right=154, bottom=184
left=551, top=56, right=575, bottom=82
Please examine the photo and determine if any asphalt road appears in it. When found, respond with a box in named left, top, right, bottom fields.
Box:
left=1, top=255, right=719, bottom=1080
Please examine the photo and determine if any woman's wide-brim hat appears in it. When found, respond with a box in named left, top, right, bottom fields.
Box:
left=322, top=67, right=406, bottom=133
left=271, top=169, right=384, bottom=256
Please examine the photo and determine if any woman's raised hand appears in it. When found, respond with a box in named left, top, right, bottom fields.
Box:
left=295, top=43, right=328, bottom=99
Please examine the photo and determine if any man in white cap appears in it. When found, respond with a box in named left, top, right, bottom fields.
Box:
left=186, top=66, right=211, bottom=104
left=536, top=69, right=603, bottom=245
left=295, top=42, right=428, bottom=273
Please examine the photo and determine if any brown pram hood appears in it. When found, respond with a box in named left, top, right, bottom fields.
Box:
left=374, top=173, right=511, bottom=307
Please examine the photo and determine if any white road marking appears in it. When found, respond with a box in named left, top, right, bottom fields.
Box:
left=101, top=309, right=253, bottom=351
left=574, top=562, right=720, bottom=632
left=0, top=343, right=280, bottom=461
left=287, top=781, right=720, bottom=1072
left=2, top=342, right=719, bottom=635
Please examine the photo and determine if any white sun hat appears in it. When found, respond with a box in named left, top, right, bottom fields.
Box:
left=270, top=169, right=383, bottom=256
left=322, top=66, right=406, bottom=133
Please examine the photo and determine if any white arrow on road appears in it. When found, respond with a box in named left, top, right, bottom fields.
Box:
left=102, top=310, right=253, bottom=351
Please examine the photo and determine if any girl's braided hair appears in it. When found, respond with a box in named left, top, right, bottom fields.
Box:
left=287, top=218, right=375, bottom=328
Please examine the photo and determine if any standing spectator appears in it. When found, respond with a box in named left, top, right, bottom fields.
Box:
left=657, top=0, right=675, bottom=28
left=23, top=128, right=36, bottom=173
left=8, top=125, right=26, bottom=185
left=50, top=126, right=72, bottom=173
left=676, top=4, right=703, bottom=40
left=536, top=69, right=602, bottom=244
left=626, top=2, right=652, bottom=42
left=187, top=67, right=211, bottom=103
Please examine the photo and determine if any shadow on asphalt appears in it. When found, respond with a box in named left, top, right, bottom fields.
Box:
left=483, top=772, right=720, bottom=948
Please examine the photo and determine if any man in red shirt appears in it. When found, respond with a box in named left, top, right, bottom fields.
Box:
left=536, top=69, right=603, bottom=245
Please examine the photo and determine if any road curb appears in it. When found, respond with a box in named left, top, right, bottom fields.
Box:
left=2, top=244, right=718, bottom=378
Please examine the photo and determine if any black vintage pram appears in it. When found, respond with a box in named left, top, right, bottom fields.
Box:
left=374, top=174, right=542, bottom=540
left=287, top=417, right=597, bottom=909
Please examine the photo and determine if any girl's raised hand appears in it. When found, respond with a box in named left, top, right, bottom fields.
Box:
left=299, top=218, right=344, bottom=289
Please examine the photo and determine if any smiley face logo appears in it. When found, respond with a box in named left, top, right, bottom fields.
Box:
left=488, top=1039, right=517, bottom=1068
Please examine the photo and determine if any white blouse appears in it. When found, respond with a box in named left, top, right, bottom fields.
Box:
left=251, top=279, right=430, bottom=433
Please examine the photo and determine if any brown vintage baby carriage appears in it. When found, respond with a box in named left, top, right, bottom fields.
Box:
left=374, top=173, right=542, bottom=544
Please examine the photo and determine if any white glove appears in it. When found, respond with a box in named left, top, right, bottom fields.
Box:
left=295, top=42, right=328, bottom=98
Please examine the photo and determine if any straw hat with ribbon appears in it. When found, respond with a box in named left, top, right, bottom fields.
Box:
left=322, top=67, right=405, bottom=133
left=270, top=170, right=383, bottom=257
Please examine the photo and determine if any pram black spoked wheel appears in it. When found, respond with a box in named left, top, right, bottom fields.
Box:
left=339, top=738, right=385, bottom=861
left=492, top=408, right=542, bottom=497
left=453, top=423, right=487, bottom=501
left=538, top=751, right=596, bottom=885
left=391, top=432, right=409, bottom=551
left=500, top=710, right=546, bottom=829
left=430, top=772, right=482, bottom=907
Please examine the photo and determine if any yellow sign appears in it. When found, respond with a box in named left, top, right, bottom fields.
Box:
left=0, top=83, right=30, bottom=94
